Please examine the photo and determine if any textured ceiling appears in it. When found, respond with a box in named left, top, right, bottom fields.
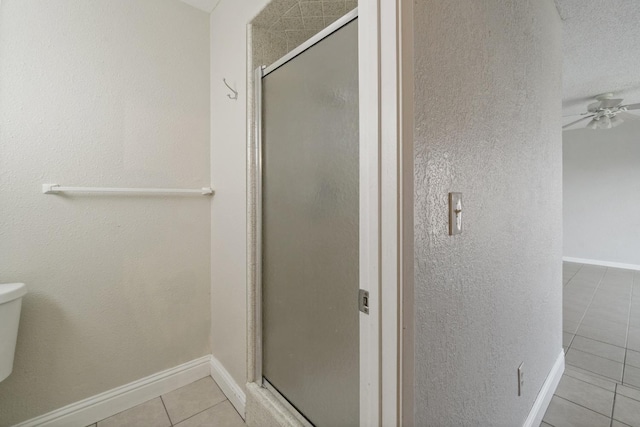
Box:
left=556, top=0, right=640, bottom=119
left=252, top=0, right=358, bottom=67
left=177, top=0, right=221, bottom=13
left=253, top=1, right=357, bottom=32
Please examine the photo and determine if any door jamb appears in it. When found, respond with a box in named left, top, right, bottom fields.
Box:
left=248, top=1, right=414, bottom=425
left=360, top=0, right=414, bottom=425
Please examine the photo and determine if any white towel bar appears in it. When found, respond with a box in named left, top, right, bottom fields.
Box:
left=42, top=184, right=214, bottom=196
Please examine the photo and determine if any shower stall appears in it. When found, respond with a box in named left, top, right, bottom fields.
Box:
left=255, top=11, right=360, bottom=426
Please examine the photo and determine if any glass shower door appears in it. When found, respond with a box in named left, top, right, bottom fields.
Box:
left=260, top=18, right=359, bottom=427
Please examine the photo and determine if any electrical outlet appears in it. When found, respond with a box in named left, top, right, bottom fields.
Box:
left=518, top=363, right=524, bottom=396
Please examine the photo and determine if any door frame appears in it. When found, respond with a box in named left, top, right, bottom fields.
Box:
left=358, top=0, right=414, bottom=425
left=248, top=2, right=414, bottom=425
left=252, top=6, right=359, bottom=386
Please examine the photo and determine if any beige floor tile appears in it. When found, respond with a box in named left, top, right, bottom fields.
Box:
left=563, top=332, right=575, bottom=347
left=564, top=307, right=590, bottom=322
left=627, top=327, right=640, bottom=352
left=162, top=377, right=227, bottom=424
left=571, top=273, right=603, bottom=284
left=616, top=384, right=640, bottom=402
left=563, top=293, right=593, bottom=307
left=626, top=349, right=640, bottom=369
left=566, top=348, right=624, bottom=381
left=564, top=281, right=597, bottom=292
left=623, top=365, right=640, bottom=389
left=554, top=375, right=614, bottom=417
left=175, top=401, right=245, bottom=427
left=564, top=366, right=617, bottom=392
left=543, top=396, right=610, bottom=427
left=570, top=335, right=626, bottom=363
left=611, top=420, right=632, bottom=427
left=576, top=322, right=627, bottom=348
left=629, top=313, right=640, bottom=328
left=613, top=394, right=640, bottom=427
left=581, top=308, right=629, bottom=326
left=564, top=319, right=580, bottom=334
left=97, top=398, right=170, bottom=427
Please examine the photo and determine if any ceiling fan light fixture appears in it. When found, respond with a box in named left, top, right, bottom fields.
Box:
left=598, top=115, right=612, bottom=129
left=610, top=115, right=624, bottom=128
left=586, top=118, right=600, bottom=130
left=586, top=115, right=614, bottom=130
left=569, top=94, right=640, bottom=130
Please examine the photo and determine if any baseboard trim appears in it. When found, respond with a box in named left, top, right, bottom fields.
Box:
left=523, top=349, right=564, bottom=427
left=14, top=355, right=211, bottom=427
left=210, top=355, right=246, bottom=418
left=563, top=256, right=640, bottom=271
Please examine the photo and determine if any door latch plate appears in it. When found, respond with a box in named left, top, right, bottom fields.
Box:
left=359, top=289, right=369, bottom=314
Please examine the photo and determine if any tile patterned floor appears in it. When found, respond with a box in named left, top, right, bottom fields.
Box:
left=82, top=263, right=640, bottom=426
left=88, top=377, right=245, bottom=427
left=542, top=262, right=640, bottom=427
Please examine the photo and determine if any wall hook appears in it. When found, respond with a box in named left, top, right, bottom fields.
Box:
left=223, top=78, right=238, bottom=100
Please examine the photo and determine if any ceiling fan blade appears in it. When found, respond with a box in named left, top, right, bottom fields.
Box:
left=563, top=115, right=594, bottom=129
left=623, top=103, right=640, bottom=111
left=587, top=101, right=601, bottom=112
left=618, top=112, right=640, bottom=121
left=599, top=98, right=624, bottom=109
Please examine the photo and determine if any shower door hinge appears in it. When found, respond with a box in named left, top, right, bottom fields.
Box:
left=359, top=289, right=369, bottom=314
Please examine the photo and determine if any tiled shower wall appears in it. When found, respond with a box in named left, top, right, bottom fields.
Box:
left=251, top=0, right=358, bottom=68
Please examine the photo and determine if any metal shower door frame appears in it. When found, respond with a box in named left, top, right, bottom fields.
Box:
left=251, top=0, right=413, bottom=424
left=253, top=8, right=362, bottom=426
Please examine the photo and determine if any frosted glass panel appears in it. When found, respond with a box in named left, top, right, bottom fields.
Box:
left=261, top=19, right=359, bottom=427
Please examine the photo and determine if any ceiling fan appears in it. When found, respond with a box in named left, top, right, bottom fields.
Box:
left=563, top=93, right=640, bottom=130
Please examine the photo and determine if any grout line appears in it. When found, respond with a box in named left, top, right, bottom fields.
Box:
left=621, top=269, right=635, bottom=386
left=564, top=360, right=622, bottom=384
left=564, top=266, right=582, bottom=285
left=160, top=395, right=173, bottom=426
left=569, top=335, right=627, bottom=364
left=561, top=371, right=616, bottom=393
left=611, top=383, right=618, bottom=427
left=169, top=398, right=230, bottom=427
left=567, top=333, right=576, bottom=348
left=621, top=375, right=640, bottom=390
left=563, top=263, right=583, bottom=287
left=565, top=364, right=619, bottom=383
left=571, top=267, right=607, bottom=340
left=553, top=395, right=614, bottom=421
left=572, top=333, right=627, bottom=350
left=617, top=384, right=640, bottom=401
left=562, top=264, right=640, bottom=427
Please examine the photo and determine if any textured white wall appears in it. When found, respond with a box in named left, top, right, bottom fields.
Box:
left=210, top=0, right=269, bottom=393
left=0, top=1, right=211, bottom=424
left=563, top=123, right=640, bottom=266
left=412, top=1, right=563, bottom=425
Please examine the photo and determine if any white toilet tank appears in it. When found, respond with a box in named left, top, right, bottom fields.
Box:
left=0, top=283, right=27, bottom=382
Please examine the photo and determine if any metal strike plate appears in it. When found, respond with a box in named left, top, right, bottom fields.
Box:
left=359, top=289, right=369, bottom=314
